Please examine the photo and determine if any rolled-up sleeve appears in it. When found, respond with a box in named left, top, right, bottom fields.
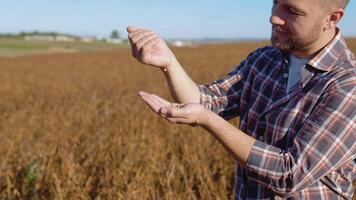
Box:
left=199, top=69, right=244, bottom=120
left=198, top=48, right=263, bottom=120
left=246, top=76, right=356, bottom=198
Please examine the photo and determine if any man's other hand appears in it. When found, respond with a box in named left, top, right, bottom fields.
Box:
left=127, top=26, right=178, bottom=70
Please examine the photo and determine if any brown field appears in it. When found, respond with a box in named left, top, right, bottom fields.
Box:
left=0, top=39, right=355, bottom=199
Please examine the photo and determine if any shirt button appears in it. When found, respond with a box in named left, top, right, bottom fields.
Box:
left=283, top=73, right=289, bottom=78
left=258, top=136, right=264, bottom=141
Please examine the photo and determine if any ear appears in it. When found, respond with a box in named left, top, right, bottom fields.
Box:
left=325, top=8, right=344, bottom=30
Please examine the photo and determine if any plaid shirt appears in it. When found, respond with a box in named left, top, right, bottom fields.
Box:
left=199, top=30, right=356, bottom=199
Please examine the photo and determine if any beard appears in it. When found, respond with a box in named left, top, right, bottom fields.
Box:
left=271, top=19, right=323, bottom=54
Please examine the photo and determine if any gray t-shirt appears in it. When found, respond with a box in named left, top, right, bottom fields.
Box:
left=287, top=55, right=310, bottom=93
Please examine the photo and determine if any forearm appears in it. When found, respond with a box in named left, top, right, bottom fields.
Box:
left=163, top=59, right=201, bottom=104
left=199, top=107, right=355, bottom=197
left=200, top=109, right=256, bottom=165
left=199, top=110, right=311, bottom=196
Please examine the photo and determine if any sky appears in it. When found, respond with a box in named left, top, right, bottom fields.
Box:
left=1, top=0, right=355, bottom=39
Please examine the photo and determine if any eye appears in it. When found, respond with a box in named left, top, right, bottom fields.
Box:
left=288, top=8, right=300, bottom=15
left=273, top=0, right=278, bottom=5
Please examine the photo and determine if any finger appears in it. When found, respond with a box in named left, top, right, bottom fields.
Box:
left=148, top=94, right=167, bottom=109
left=128, top=30, right=146, bottom=56
left=128, top=29, right=143, bottom=41
left=164, top=117, right=191, bottom=124
left=140, top=39, right=161, bottom=65
left=128, top=29, right=145, bottom=45
left=159, top=107, right=190, bottom=118
left=130, top=31, right=155, bottom=44
left=136, top=34, right=158, bottom=53
left=138, top=91, right=171, bottom=113
left=138, top=91, right=149, bottom=96
left=127, top=26, right=138, bottom=33
left=150, top=93, right=171, bottom=107
left=130, top=32, right=156, bottom=58
left=141, top=92, right=169, bottom=108
left=162, top=115, right=200, bottom=127
left=142, top=37, right=160, bottom=52
left=136, top=35, right=158, bottom=60
left=128, top=30, right=145, bottom=58
left=127, top=26, right=151, bottom=34
left=138, top=92, right=163, bottom=113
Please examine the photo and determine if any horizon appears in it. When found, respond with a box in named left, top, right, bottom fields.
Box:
left=1, top=1, right=355, bottom=40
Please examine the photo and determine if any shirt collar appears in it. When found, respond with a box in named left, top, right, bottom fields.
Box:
left=308, top=28, right=348, bottom=72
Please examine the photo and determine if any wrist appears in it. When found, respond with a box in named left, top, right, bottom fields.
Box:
left=199, top=108, right=214, bottom=128
left=161, top=58, right=179, bottom=72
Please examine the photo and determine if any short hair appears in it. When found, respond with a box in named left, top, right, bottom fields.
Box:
left=323, top=0, right=350, bottom=9
left=336, top=0, right=349, bottom=8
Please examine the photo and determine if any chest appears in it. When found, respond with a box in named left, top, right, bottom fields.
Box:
left=239, top=64, right=329, bottom=149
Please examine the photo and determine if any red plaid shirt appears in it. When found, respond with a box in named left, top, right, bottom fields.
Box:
left=199, top=30, right=356, bottom=199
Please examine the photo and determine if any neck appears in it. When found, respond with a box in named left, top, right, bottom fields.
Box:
left=292, top=28, right=336, bottom=59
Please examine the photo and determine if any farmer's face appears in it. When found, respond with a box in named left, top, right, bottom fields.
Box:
left=270, top=0, right=328, bottom=54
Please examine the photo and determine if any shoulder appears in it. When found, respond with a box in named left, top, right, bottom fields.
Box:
left=323, top=52, right=356, bottom=94
left=327, top=48, right=355, bottom=84
left=337, top=48, right=356, bottom=70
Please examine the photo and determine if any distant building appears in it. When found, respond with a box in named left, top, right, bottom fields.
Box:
left=55, top=35, right=76, bottom=42
left=169, top=40, right=192, bottom=47
left=25, top=35, right=55, bottom=42
left=104, top=38, right=123, bottom=44
left=80, top=37, right=94, bottom=43
left=24, top=35, right=77, bottom=42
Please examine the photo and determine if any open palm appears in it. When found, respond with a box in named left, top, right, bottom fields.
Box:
left=138, top=91, right=206, bottom=126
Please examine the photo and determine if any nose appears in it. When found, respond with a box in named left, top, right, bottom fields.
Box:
left=270, top=5, right=285, bottom=26
left=270, top=15, right=285, bottom=26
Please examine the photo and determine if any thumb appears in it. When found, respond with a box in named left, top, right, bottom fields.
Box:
left=159, top=107, right=188, bottom=118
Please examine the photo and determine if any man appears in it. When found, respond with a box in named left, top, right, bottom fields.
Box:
left=127, top=0, right=355, bottom=199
